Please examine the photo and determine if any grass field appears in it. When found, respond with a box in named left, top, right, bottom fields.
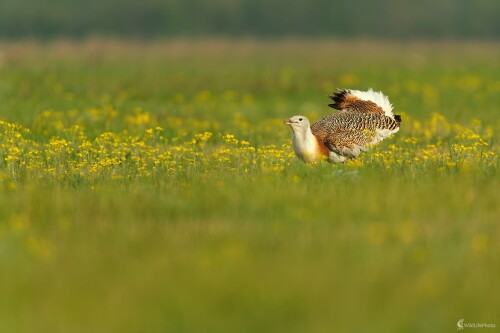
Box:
left=0, top=40, right=499, bottom=333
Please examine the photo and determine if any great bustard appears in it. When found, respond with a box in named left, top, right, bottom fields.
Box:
left=284, top=89, right=401, bottom=163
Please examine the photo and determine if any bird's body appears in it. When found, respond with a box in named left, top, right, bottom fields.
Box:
left=284, top=89, right=401, bottom=163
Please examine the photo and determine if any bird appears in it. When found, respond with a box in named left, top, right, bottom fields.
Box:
left=284, top=88, right=401, bottom=163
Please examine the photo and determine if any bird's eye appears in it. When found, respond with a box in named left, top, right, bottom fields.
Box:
left=299, top=118, right=303, bottom=121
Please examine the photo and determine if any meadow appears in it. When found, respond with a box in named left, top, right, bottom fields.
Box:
left=0, top=40, right=499, bottom=332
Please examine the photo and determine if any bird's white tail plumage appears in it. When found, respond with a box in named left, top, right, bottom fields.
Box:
left=349, top=88, right=394, bottom=118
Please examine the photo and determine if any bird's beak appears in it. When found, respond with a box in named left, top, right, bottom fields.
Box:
left=284, top=118, right=295, bottom=125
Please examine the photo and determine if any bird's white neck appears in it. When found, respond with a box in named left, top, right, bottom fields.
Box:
left=291, top=127, right=319, bottom=163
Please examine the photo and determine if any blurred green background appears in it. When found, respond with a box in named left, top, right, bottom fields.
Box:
left=0, top=0, right=498, bottom=39
left=1, top=1, right=499, bottom=333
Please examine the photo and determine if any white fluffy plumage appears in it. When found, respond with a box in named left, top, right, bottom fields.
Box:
left=349, top=88, right=394, bottom=117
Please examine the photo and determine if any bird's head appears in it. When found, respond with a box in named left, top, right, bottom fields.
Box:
left=284, top=115, right=310, bottom=134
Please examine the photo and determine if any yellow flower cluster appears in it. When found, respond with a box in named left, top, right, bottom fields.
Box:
left=0, top=109, right=497, bottom=185
left=0, top=109, right=294, bottom=184
left=357, top=112, right=498, bottom=171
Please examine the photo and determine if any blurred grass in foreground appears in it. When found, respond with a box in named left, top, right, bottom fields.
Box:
left=0, top=40, right=499, bottom=333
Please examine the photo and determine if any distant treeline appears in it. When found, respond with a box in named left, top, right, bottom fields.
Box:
left=0, top=0, right=498, bottom=39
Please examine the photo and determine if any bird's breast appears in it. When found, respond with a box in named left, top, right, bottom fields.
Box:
left=291, top=132, right=329, bottom=163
